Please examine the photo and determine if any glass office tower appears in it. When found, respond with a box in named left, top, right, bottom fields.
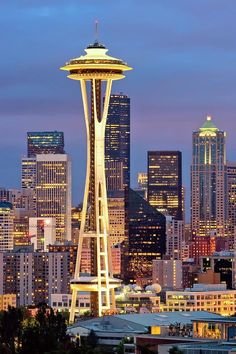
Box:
left=125, top=188, right=166, bottom=284
left=27, top=131, right=64, bottom=157
left=191, top=116, right=226, bottom=237
left=105, top=94, right=130, bottom=190
left=148, top=151, right=182, bottom=220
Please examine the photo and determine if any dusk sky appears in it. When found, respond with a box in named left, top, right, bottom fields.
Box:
left=0, top=1, right=236, bottom=219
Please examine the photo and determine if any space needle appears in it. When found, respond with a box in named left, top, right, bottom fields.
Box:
left=60, top=29, right=132, bottom=322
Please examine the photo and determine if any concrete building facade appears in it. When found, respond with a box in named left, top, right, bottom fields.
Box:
left=164, top=284, right=236, bottom=316
left=152, top=259, right=182, bottom=290
left=0, top=248, right=70, bottom=306
left=36, top=154, right=71, bottom=242
left=0, top=202, right=14, bottom=252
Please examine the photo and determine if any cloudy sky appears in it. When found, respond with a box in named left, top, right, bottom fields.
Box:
left=0, top=1, right=236, bottom=218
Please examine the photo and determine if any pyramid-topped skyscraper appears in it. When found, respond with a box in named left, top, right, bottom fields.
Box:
left=191, top=116, right=226, bottom=238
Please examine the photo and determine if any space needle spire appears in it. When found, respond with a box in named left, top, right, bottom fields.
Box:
left=61, top=33, right=132, bottom=322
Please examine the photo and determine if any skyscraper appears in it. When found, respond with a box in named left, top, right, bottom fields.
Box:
left=105, top=161, right=124, bottom=191
left=152, top=259, right=182, bottom=290
left=166, top=216, right=184, bottom=260
left=147, top=151, right=182, bottom=220
left=191, top=116, right=226, bottom=237
left=105, top=94, right=130, bottom=190
left=61, top=39, right=132, bottom=321
left=0, top=188, right=12, bottom=203
left=136, top=172, right=148, bottom=199
left=27, top=131, right=64, bottom=157
left=36, top=154, right=71, bottom=242
left=107, top=190, right=127, bottom=247
left=226, top=162, right=236, bottom=249
left=125, top=189, right=166, bottom=285
left=137, top=172, right=148, bottom=191
left=21, top=157, right=37, bottom=215
left=22, top=132, right=67, bottom=218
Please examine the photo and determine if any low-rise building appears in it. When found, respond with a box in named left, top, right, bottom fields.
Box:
left=192, top=317, right=236, bottom=341
left=164, top=284, right=236, bottom=316
left=68, top=311, right=222, bottom=349
left=116, top=290, right=161, bottom=314
left=177, top=342, right=236, bottom=354
left=200, top=251, right=234, bottom=289
left=135, top=337, right=216, bottom=354
left=0, top=294, right=16, bottom=310
left=50, top=293, right=90, bottom=313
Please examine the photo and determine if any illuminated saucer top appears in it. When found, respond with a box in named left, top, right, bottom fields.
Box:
left=60, top=40, right=132, bottom=81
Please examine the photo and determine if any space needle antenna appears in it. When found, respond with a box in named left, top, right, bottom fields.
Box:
left=95, top=19, right=99, bottom=42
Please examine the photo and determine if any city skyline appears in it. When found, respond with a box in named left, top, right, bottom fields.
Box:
left=2, top=4, right=236, bottom=352
left=0, top=1, right=236, bottom=220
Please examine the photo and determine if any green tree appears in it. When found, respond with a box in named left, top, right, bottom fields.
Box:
left=0, top=306, right=23, bottom=353
left=60, top=309, right=70, bottom=323
left=20, top=306, right=68, bottom=354
left=87, top=330, right=98, bottom=347
left=115, top=337, right=134, bottom=354
left=21, top=317, right=42, bottom=354
left=169, top=346, right=184, bottom=354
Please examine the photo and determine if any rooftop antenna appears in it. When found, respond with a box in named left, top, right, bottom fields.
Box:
left=95, top=19, right=99, bottom=43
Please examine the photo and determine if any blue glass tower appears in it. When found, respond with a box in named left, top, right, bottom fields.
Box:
left=105, top=94, right=130, bottom=190
left=27, top=131, right=64, bottom=157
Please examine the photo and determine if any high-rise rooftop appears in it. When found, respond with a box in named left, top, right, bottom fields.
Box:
left=27, top=131, right=64, bottom=157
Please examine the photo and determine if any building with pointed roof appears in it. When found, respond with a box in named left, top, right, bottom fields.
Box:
left=199, top=115, right=219, bottom=135
left=191, top=116, right=227, bottom=239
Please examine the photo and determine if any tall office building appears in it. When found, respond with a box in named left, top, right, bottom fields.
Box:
left=135, top=172, right=148, bottom=200
left=0, top=202, right=14, bottom=251
left=36, top=154, right=71, bottom=242
left=21, top=157, right=37, bottom=215
left=71, top=205, right=82, bottom=245
left=27, top=131, right=64, bottom=157
left=191, top=116, right=226, bottom=237
left=105, top=94, right=130, bottom=190
left=226, top=162, right=236, bottom=249
left=22, top=132, right=66, bottom=217
left=138, top=172, right=148, bottom=190
left=148, top=151, right=182, bottom=220
left=48, top=244, right=77, bottom=279
left=152, top=259, right=182, bottom=290
left=0, top=188, right=12, bottom=203
left=125, top=189, right=166, bottom=285
left=107, top=190, right=127, bottom=246
left=12, top=209, right=30, bottom=246
left=108, top=191, right=128, bottom=277
left=105, top=161, right=124, bottom=191
left=166, top=216, right=184, bottom=260
left=0, top=188, right=35, bottom=246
